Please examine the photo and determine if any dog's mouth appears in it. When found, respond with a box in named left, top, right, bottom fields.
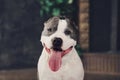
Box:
left=43, top=43, right=73, bottom=72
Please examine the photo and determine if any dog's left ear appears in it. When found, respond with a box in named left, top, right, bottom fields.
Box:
left=65, top=16, right=79, bottom=30
left=69, top=18, right=79, bottom=32
left=72, top=21, right=79, bottom=30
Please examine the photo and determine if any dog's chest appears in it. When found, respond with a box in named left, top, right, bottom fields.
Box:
left=38, top=49, right=84, bottom=80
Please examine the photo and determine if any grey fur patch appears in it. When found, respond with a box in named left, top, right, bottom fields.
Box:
left=42, top=16, right=59, bottom=36
left=65, top=18, right=78, bottom=41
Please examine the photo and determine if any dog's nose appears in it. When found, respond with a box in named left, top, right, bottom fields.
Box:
left=59, top=16, right=66, bottom=20
left=52, top=37, right=63, bottom=47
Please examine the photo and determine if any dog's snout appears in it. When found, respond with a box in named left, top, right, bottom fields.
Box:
left=52, top=37, right=63, bottom=47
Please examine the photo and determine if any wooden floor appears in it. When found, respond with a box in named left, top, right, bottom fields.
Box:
left=0, top=68, right=37, bottom=80
left=0, top=68, right=120, bottom=80
left=84, top=72, right=120, bottom=80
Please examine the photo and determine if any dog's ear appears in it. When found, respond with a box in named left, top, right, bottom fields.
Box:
left=66, top=17, right=79, bottom=32
left=44, top=16, right=59, bottom=27
left=43, top=17, right=51, bottom=28
left=43, top=17, right=52, bottom=27
left=71, top=21, right=79, bottom=30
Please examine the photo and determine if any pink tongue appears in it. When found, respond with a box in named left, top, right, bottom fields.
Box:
left=48, top=51, right=62, bottom=72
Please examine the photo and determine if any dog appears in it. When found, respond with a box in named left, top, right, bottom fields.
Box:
left=38, top=16, right=84, bottom=80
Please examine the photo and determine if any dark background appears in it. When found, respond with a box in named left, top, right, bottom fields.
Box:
left=0, top=0, right=44, bottom=69
left=0, top=0, right=78, bottom=70
left=89, top=0, right=120, bottom=52
left=89, top=0, right=111, bottom=52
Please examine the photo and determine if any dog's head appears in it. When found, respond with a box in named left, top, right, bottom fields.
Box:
left=40, top=16, right=78, bottom=72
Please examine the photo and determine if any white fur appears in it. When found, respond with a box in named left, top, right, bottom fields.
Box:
left=38, top=48, right=84, bottom=80
left=38, top=19, right=84, bottom=80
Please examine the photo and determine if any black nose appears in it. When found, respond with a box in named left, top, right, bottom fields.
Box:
left=52, top=37, right=63, bottom=47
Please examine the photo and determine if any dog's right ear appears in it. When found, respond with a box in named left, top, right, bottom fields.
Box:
left=43, top=16, right=59, bottom=29
left=44, top=16, right=59, bottom=24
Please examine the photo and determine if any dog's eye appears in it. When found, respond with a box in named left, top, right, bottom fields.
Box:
left=64, top=29, right=71, bottom=35
left=47, top=28, right=52, bottom=32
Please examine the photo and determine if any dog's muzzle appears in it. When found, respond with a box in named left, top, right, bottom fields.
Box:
left=43, top=42, right=73, bottom=72
left=52, top=37, right=63, bottom=51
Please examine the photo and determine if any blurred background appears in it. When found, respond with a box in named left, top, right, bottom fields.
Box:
left=0, top=0, right=120, bottom=80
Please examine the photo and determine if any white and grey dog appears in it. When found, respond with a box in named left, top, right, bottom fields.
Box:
left=38, top=16, right=84, bottom=80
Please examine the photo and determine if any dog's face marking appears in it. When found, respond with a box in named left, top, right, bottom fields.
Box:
left=65, top=18, right=78, bottom=40
left=41, top=16, right=78, bottom=50
left=42, top=17, right=59, bottom=36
